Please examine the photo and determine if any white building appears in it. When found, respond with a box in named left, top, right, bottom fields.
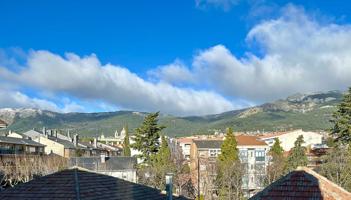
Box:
left=98, top=127, right=126, bottom=146
left=259, top=129, right=323, bottom=151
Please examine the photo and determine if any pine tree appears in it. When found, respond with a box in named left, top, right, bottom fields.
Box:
left=216, top=127, right=243, bottom=200
left=330, top=87, right=351, bottom=144
left=270, top=138, right=284, bottom=157
left=286, top=135, right=308, bottom=171
left=123, top=125, right=131, bottom=157
left=131, top=112, right=165, bottom=164
left=218, top=127, right=239, bottom=165
left=265, top=138, right=286, bottom=185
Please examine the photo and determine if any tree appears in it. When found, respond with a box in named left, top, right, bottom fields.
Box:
left=123, top=125, right=131, bottom=157
left=270, top=138, right=284, bottom=156
left=286, top=135, right=308, bottom=171
left=264, top=138, right=286, bottom=185
left=131, top=112, right=165, bottom=164
left=318, top=146, right=351, bottom=192
left=330, top=87, right=351, bottom=144
left=216, top=127, right=243, bottom=200
left=218, top=128, right=239, bottom=165
left=137, top=135, right=175, bottom=190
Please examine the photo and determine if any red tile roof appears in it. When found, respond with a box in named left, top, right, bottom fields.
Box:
left=236, top=135, right=267, bottom=146
left=250, top=167, right=351, bottom=200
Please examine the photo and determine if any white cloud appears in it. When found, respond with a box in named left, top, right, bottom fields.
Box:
left=0, top=89, right=60, bottom=111
left=195, top=0, right=240, bottom=11
left=189, top=4, right=351, bottom=101
left=0, top=50, right=234, bottom=116
left=147, top=60, right=194, bottom=85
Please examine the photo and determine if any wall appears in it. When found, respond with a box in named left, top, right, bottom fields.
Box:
left=35, top=136, right=65, bottom=157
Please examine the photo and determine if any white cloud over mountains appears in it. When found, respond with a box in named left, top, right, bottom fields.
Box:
left=0, top=51, right=234, bottom=116
left=1, top=4, right=351, bottom=115
left=156, top=5, right=351, bottom=102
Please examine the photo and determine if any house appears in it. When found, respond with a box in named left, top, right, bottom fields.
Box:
left=0, top=168, right=189, bottom=200
left=0, top=119, right=7, bottom=129
left=22, top=129, right=87, bottom=158
left=190, top=135, right=269, bottom=198
left=259, top=129, right=323, bottom=151
left=250, top=167, right=351, bottom=200
left=0, top=136, right=45, bottom=155
left=69, top=156, right=137, bottom=183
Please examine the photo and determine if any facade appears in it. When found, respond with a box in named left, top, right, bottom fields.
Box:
left=0, top=136, right=45, bottom=155
left=170, top=137, right=195, bottom=161
left=22, top=129, right=118, bottom=158
left=190, top=135, right=269, bottom=198
left=259, top=129, right=323, bottom=151
left=69, top=156, right=137, bottom=183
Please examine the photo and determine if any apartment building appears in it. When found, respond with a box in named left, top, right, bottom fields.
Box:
left=190, top=135, right=269, bottom=198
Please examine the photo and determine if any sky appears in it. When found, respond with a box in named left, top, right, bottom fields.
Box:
left=1, top=0, right=351, bottom=116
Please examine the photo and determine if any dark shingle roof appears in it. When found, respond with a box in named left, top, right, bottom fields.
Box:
left=250, top=167, right=351, bottom=200
left=47, top=136, right=77, bottom=149
left=0, top=136, right=45, bottom=147
left=193, top=140, right=223, bottom=149
left=0, top=168, right=188, bottom=200
left=69, top=156, right=137, bottom=171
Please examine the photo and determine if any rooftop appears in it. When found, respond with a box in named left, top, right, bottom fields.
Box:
left=0, top=136, right=45, bottom=147
left=193, top=139, right=223, bottom=149
left=0, top=168, right=188, bottom=200
left=236, top=135, right=268, bottom=146
left=250, top=167, right=351, bottom=200
left=69, top=156, right=136, bottom=171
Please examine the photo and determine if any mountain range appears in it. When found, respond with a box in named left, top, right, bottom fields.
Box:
left=0, top=90, right=343, bottom=137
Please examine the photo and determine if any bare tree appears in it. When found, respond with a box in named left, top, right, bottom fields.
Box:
left=317, top=146, right=351, bottom=192
left=216, top=160, right=245, bottom=200
left=0, top=155, right=67, bottom=189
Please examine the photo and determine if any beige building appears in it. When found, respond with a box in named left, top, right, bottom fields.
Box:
left=259, top=129, right=323, bottom=151
left=190, top=135, right=269, bottom=198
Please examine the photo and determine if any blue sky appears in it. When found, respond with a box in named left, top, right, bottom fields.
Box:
left=1, top=0, right=351, bottom=115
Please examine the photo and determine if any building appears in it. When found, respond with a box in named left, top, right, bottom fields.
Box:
left=236, top=135, right=269, bottom=195
left=0, top=168, right=189, bottom=200
left=0, top=136, right=45, bottom=155
left=170, top=137, right=195, bottom=161
left=259, top=129, right=323, bottom=151
left=0, top=119, right=7, bottom=129
left=69, top=156, right=137, bottom=183
left=190, top=135, right=269, bottom=198
left=98, top=127, right=126, bottom=146
left=250, top=167, right=351, bottom=200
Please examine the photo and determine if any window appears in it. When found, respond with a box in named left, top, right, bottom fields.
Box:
left=255, top=150, right=265, bottom=162
left=184, top=144, right=191, bottom=148
left=209, top=149, right=221, bottom=157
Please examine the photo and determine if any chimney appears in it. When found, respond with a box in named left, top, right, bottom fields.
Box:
left=67, top=130, right=71, bottom=139
left=93, top=138, right=98, bottom=148
left=73, top=134, right=79, bottom=147
left=100, top=154, right=106, bottom=163
left=166, top=173, right=173, bottom=200
left=42, top=127, right=46, bottom=135
left=55, top=129, right=58, bottom=138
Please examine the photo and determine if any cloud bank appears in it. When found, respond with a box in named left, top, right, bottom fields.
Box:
left=1, top=4, right=351, bottom=116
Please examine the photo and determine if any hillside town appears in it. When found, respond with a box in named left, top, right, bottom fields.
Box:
left=1, top=87, right=351, bottom=199
left=2, top=1, right=351, bottom=199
